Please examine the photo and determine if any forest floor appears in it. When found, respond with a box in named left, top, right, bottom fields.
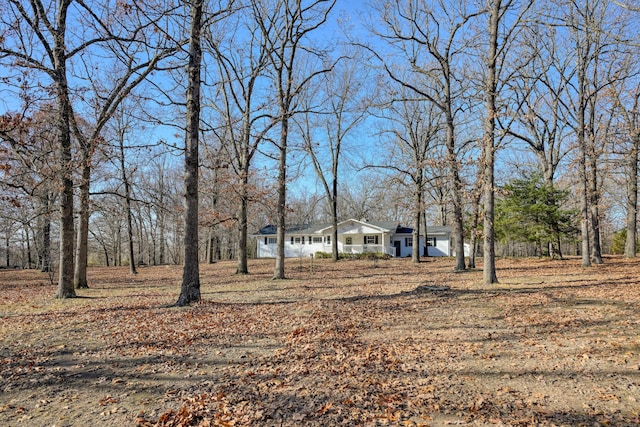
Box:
left=1, top=256, right=639, bottom=427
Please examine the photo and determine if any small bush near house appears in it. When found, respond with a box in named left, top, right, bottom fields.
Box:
left=313, top=251, right=333, bottom=259
left=313, top=252, right=391, bottom=260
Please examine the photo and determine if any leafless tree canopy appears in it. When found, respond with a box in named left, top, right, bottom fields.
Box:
left=0, top=0, right=639, bottom=293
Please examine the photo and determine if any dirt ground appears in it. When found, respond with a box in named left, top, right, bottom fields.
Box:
left=0, top=256, right=639, bottom=426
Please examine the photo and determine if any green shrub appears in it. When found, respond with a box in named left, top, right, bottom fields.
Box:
left=314, top=251, right=332, bottom=259
left=611, top=229, right=639, bottom=255
left=312, top=251, right=390, bottom=260
left=348, top=252, right=390, bottom=260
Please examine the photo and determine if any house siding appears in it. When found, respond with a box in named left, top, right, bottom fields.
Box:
left=255, top=220, right=452, bottom=259
left=392, top=234, right=450, bottom=257
left=257, top=241, right=330, bottom=258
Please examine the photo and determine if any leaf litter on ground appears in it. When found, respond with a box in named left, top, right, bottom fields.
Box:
left=1, top=256, right=639, bottom=426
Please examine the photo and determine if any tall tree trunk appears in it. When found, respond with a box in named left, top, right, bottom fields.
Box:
left=625, top=133, right=639, bottom=257
left=588, top=154, right=603, bottom=264
left=273, top=120, right=288, bottom=280
left=115, top=226, right=122, bottom=266
left=412, top=185, right=421, bottom=263
left=545, top=175, right=564, bottom=260
left=577, top=84, right=591, bottom=266
left=151, top=225, right=157, bottom=265
left=578, top=146, right=591, bottom=265
left=159, top=209, right=166, bottom=265
left=468, top=186, right=482, bottom=269
left=74, top=161, right=91, bottom=288
left=41, top=218, right=51, bottom=272
left=573, top=3, right=593, bottom=267
left=176, top=0, right=203, bottom=306
left=57, top=140, right=75, bottom=297
left=55, top=0, right=76, bottom=299
left=208, top=231, right=220, bottom=263
left=422, top=209, right=429, bottom=258
left=469, top=230, right=478, bottom=269
left=258, top=0, right=335, bottom=278
left=331, top=179, right=339, bottom=261
left=236, top=172, right=249, bottom=274
left=555, top=234, right=563, bottom=260
left=24, top=227, right=32, bottom=268
left=39, top=193, right=52, bottom=273
left=5, top=233, right=9, bottom=267
left=119, top=135, right=137, bottom=275
left=482, top=0, right=500, bottom=285
left=445, top=95, right=466, bottom=271
left=586, top=100, right=603, bottom=263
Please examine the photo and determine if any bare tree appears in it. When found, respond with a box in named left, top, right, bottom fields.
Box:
left=175, top=0, right=235, bottom=305
left=70, top=3, right=181, bottom=289
left=338, top=177, right=388, bottom=221
left=504, top=22, right=573, bottom=186
left=176, top=0, right=206, bottom=306
left=0, top=0, right=78, bottom=297
left=481, top=0, right=534, bottom=285
left=0, top=0, right=182, bottom=297
left=204, top=3, right=273, bottom=274
left=112, top=108, right=139, bottom=275
left=366, top=0, right=480, bottom=271
left=481, top=0, right=502, bottom=285
left=138, top=155, right=176, bottom=266
left=621, top=95, right=640, bottom=258
left=0, top=109, right=58, bottom=272
left=553, top=0, right=626, bottom=265
left=609, top=52, right=640, bottom=257
left=373, top=95, right=441, bottom=262
left=253, top=0, right=337, bottom=280
left=296, top=49, right=368, bottom=261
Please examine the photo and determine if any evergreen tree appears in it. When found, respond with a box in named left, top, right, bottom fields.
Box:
left=496, top=172, right=578, bottom=257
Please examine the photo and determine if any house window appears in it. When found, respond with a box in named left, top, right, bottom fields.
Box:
left=268, top=237, right=277, bottom=244
left=365, top=235, right=379, bottom=245
left=426, top=237, right=436, bottom=247
left=313, top=237, right=323, bottom=244
left=405, top=237, right=413, bottom=247
left=345, top=236, right=353, bottom=245
left=294, top=237, right=302, bottom=244
left=326, top=235, right=331, bottom=244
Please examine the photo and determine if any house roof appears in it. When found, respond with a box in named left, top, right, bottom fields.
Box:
left=425, top=226, right=452, bottom=235
left=315, top=219, right=398, bottom=233
left=256, top=223, right=328, bottom=236
left=255, top=220, right=452, bottom=236
left=394, top=225, right=452, bottom=235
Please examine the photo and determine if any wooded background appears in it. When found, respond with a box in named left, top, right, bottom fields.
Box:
left=1, top=0, right=639, bottom=296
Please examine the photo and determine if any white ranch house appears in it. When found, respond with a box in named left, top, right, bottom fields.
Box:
left=255, top=219, right=452, bottom=258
